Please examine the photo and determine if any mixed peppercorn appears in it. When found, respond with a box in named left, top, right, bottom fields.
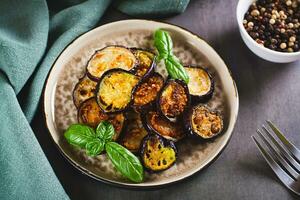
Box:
left=243, top=0, right=300, bottom=52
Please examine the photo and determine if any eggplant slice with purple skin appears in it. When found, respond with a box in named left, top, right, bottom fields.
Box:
left=73, top=76, right=97, bottom=108
left=131, top=48, right=156, bottom=78
left=184, top=66, right=214, bottom=102
left=86, top=46, right=137, bottom=81
left=185, top=104, right=223, bottom=139
left=132, top=72, right=164, bottom=112
left=78, top=97, right=125, bottom=141
left=141, top=110, right=186, bottom=142
left=120, top=111, right=148, bottom=153
left=157, top=79, right=190, bottom=121
left=140, top=134, right=177, bottom=172
left=96, top=68, right=140, bottom=114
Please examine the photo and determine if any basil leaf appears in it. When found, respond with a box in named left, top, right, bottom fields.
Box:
left=86, top=138, right=105, bottom=157
left=105, top=142, right=144, bottom=183
left=154, top=29, right=189, bottom=84
left=165, top=55, right=189, bottom=83
left=154, top=29, right=173, bottom=60
left=64, top=124, right=96, bottom=148
left=96, top=121, right=115, bottom=142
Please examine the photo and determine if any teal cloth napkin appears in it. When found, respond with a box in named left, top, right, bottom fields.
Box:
left=0, top=0, right=190, bottom=199
left=115, top=0, right=190, bottom=17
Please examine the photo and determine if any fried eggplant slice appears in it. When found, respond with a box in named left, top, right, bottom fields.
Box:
left=96, top=69, right=140, bottom=113
left=120, top=111, right=148, bottom=153
left=132, top=73, right=164, bottom=112
left=184, top=66, right=214, bottom=102
left=87, top=46, right=137, bottom=80
left=131, top=48, right=156, bottom=78
left=158, top=79, right=190, bottom=121
left=73, top=76, right=97, bottom=108
left=185, top=105, right=223, bottom=139
left=142, top=111, right=185, bottom=142
left=78, top=97, right=125, bottom=140
left=141, top=134, right=177, bottom=172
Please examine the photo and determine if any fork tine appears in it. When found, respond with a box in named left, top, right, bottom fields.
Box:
left=257, top=129, right=299, bottom=180
left=252, top=136, right=295, bottom=190
left=262, top=125, right=300, bottom=173
left=267, top=120, right=300, bottom=162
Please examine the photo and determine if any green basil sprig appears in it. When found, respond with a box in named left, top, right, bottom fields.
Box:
left=64, top=121, right=144, bottom=183
left=96, top=121, right=114, bottom=142
left=154, top=29, right=189, bottom=84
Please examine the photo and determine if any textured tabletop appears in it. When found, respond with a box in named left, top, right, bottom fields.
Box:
left=33, top=0, right=300, bottom=199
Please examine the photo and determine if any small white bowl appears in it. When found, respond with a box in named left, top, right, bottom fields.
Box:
left=236, top=0, right=300, bottom=63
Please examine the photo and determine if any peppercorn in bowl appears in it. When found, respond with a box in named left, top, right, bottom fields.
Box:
left=237, top=0, right=300, bottom=63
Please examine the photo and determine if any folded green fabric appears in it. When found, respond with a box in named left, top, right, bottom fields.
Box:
left=0, top=0, right=190, bottom=199
left=115, top=0, right=190, bottom=17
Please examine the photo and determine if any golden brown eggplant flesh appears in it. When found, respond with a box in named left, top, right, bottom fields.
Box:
left=120, top=111, right=148, bottom=153
left=141, top=110, right=186, bottom=142
left=185, top=105, right=223, bottom=139
left=140, top=134, right=177, bottom=172
left=184, top=66, right=214, bottom=103
left=157, top=79, right=190, bottom=121
left=131, top=48, right=156, bottom=78
left=73, top=76, right=97, bottom=108
left=132, top=72, right=164, bottom=112
left=78, top=97, right=125, bottom=141
left=87, top=46, right=137, bottom=81
left=96, top=69, right=140, bottom=113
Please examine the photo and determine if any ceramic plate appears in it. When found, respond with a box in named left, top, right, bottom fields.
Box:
left=44, top=20, right=239, bottom=188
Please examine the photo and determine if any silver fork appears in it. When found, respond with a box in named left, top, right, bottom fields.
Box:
left=252, top=120, right=300, bottom=196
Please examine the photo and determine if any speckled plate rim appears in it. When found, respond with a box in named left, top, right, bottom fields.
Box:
left=43, top=19, right=239, bottom=189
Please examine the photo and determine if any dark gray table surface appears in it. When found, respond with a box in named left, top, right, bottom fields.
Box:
left=32, top=0, right=300, bottom=199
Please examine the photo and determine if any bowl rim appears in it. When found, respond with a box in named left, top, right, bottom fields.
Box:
left=43, top=19, right=239, bottom=188
left=236, top=0, right=300, bottom=56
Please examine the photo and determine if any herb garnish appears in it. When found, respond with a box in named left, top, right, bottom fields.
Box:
left=64, top=121, right=144, bottom=183
left=154, top=29, right=189, bottom=84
